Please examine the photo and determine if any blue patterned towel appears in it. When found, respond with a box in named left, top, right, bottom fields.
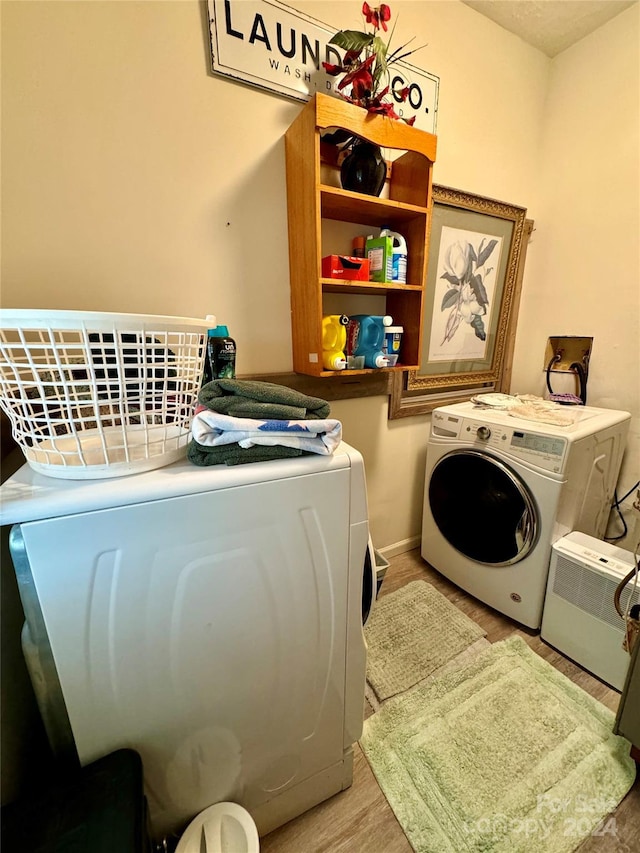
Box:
left=192, top=410, right=342, bottom=455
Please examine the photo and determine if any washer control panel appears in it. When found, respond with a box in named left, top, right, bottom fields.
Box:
left=431, top=410, right=568, bottom=473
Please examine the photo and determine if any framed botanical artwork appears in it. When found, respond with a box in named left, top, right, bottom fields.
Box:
left=389, top=186, right=533, bottom=418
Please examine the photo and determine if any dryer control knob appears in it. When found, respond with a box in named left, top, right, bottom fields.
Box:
left=477, top=426, right=491, bottom=441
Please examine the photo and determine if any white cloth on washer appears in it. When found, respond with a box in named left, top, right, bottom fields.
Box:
left=508, top=403, right=578, bottom=427
left=471, top=392, right=580, bottom=425
left=470, top=393, right=520, bottom=409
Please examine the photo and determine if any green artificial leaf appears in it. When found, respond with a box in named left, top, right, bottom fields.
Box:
left=371, top=35, right=388, bottom=89
left=471, top=314, right=487, bottom=341
left=372, top=35, right=388, bottom=65
left=441, top=288, right=459, bottom=310
left=471, top=273, right=489, bottom=307
left=477, top=238, right=498, bottom=268
left=329, top=30, right=375, bottom=51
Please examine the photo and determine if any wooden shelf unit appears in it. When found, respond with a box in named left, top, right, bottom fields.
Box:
left=284, top=93, right=437, bottom=377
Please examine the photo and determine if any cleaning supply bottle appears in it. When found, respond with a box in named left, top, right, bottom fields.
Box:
left=348, top=315, right=393, bottom=368
left=203, top=321, right=236, bottom=383
left=321, top=314, right=349, bottom=371
left=379, top=227, right=408, bottom=284
left=365, top=234, right=393, bottom=282
left=383, top=325, right=404, bottom=357
left=352, top=235, right=366, bottom=258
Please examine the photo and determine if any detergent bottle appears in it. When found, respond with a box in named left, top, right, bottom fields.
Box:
left=203, top=321, right=236, bottom=383
left=379, top=227, right=407, bottom=284
left=347, top=315, right=393, bottom=368
left=321, top=314, right=349, bottom=371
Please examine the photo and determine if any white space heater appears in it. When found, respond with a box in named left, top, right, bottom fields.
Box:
left=541, top=531, right=639, bottom=691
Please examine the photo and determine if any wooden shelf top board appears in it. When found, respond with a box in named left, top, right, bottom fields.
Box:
left=312, top=93, right=437, bottom=162
left=320, top=363, right=417, bottom=377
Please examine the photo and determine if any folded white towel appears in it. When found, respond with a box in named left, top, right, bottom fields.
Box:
left=192, top=411, right=343, bottom=455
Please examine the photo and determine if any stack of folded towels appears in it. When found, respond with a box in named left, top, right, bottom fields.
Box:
left=188, top=379, right=342, bottom=466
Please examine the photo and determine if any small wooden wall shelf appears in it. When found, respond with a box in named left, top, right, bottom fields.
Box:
left=284, top=93, right=437, bottom=377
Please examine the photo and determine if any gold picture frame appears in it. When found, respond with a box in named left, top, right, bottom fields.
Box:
left=389, top=186, right=533, bottom=418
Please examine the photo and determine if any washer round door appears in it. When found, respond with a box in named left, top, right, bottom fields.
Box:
left=428, top=449, right=539, bottom=566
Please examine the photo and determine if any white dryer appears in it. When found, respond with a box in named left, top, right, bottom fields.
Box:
left=0, top=442, right=371, bottom=842
left=421, top=402, right=630, bottom=629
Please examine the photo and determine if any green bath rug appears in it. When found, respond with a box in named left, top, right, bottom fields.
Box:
left=365, top=580, right=486, bottom=702
left=360, top=635, right=635, bottom=853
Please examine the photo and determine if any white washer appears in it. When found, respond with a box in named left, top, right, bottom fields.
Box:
left=421, top=402, right=630, bottom=629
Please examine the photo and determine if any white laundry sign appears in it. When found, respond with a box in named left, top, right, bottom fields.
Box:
left=207, top=0, right=439, bottom=134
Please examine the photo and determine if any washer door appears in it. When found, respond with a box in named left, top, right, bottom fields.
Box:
left=361, top=537, right=377, bottom=625
left=428, top=449, right=538, bottom=566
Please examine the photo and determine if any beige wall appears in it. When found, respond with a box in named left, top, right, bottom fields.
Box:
left=1, top=1, right=638, bottom=549
left=510, top=3, right=640, bottom=540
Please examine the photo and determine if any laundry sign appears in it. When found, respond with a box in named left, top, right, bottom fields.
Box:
left=207, top=0, right=439, bottom=134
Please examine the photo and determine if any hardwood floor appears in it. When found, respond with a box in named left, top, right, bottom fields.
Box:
left=261, top=549, right=640, bottom=853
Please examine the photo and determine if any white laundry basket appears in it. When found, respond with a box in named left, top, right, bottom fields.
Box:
left=0, top=310, right=210, bottom=479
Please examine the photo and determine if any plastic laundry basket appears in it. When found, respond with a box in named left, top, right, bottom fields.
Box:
left=0, top=310, right=210, bottom=479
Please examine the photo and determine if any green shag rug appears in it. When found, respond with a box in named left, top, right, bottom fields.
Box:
left=365, top=581, right=486, bottom=702
left=361, top=635, right=635, bottom=853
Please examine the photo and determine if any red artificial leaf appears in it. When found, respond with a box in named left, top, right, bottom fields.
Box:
left=351, top=72, right=373, bottom=100
left=337, top=52, right=376, bottom=90
left=343, top=49, right=364, bottom=66
left=366, top=86, right=389, bottom=110
left=368, top=100, right=401, bottom=120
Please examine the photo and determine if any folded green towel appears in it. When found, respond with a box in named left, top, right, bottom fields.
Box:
left=198, top=379, right=331, bottom=420
left=187, top=439, right=307, bottom=467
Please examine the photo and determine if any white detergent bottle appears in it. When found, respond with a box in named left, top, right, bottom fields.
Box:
left=379, top=227, right=407, bottom=284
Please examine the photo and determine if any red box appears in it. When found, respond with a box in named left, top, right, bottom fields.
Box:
left=321, top=255, right=370, bottom=281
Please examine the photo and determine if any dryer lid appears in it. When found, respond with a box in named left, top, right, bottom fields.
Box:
left=0, top=444, right=355, bottom=525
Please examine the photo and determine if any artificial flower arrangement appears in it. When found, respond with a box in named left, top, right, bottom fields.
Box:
left=322, top=2, right=421, bottom=127
left=320, top=3, right=425, bottom=195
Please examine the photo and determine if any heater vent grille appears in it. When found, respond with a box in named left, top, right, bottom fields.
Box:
left=553, top=553, right=640, bottom=630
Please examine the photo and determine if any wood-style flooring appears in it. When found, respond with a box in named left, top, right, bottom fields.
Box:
left=261, top=548, right=640, bottom=853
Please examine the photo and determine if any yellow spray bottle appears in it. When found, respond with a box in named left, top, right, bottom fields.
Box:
left=322, top=314, right=349, bottom=371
